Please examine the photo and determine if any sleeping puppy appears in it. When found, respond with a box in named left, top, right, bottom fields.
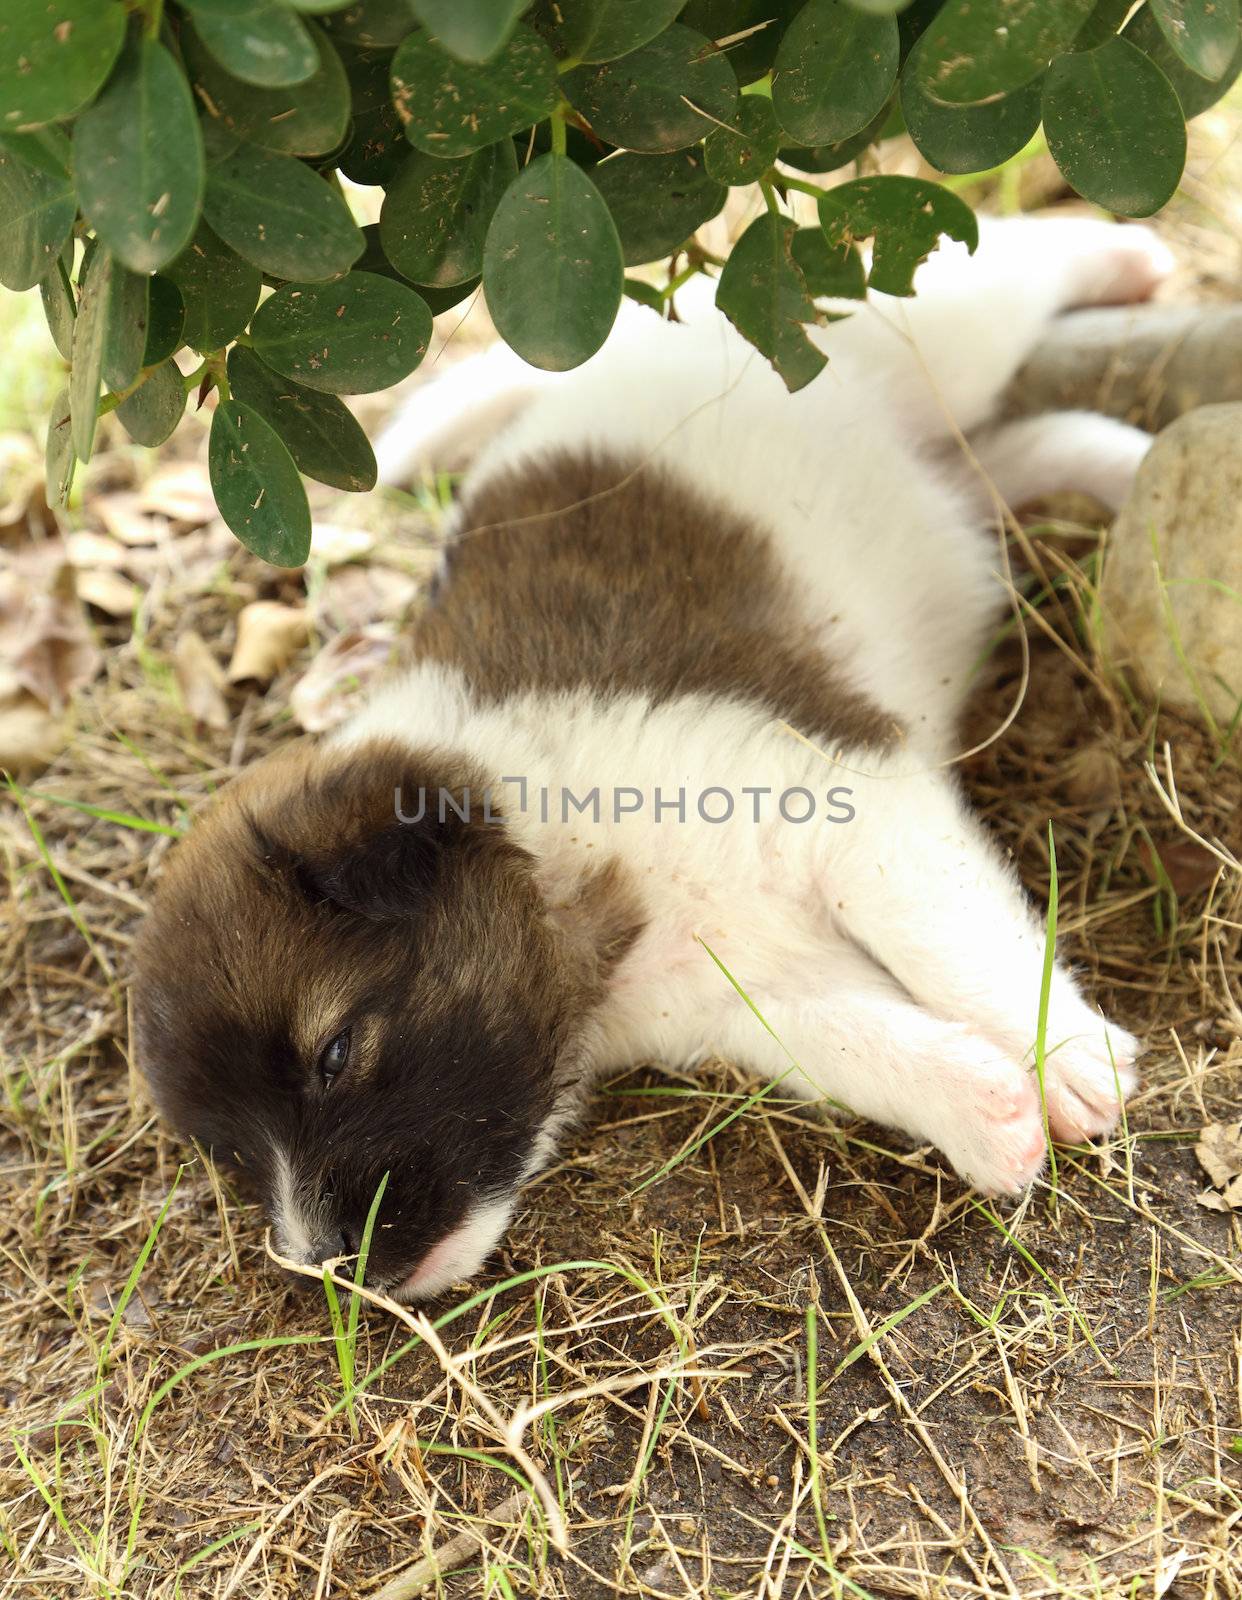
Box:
left=134, top=216, right=1166, bottom=1300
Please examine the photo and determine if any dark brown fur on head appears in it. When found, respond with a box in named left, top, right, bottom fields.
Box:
left=132, top=738, right=605, bottom=1291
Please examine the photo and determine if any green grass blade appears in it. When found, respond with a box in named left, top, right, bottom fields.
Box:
left=100, top=1164, right=183, bottom=1369
left=25, top=789, right=184, bottom=835
left=829, top=1281, right=947, bottom=1380
left=1033, top=821, right=1059, bottom=1198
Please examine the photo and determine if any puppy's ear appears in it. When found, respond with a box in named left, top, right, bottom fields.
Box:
left=373, top=341, right=552, bottom=483
left=247, top=743, right=483, bottom=922
left=299, top=815, right=449, bottom=920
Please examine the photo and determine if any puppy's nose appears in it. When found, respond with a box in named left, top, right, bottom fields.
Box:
left=313, top=1228, right=355, bottom=1264
left=286, top=1230, right=351, bottom=1271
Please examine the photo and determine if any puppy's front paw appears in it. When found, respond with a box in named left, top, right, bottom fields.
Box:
left=1040, top=1021, right=1138, bottom=1145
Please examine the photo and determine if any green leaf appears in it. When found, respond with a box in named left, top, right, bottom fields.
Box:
left=483, top=152, right=623, bottom=369
left=78, top=235, right=98, bottom=284
left=321, top=0, right=418, bottom=49
left=337, top=46, right=407, bottom=185
left=0, top=0, right=126, bottom=131
left=565, top=24, right=739, bottom=153
left=200, top=119, right=242, bottom=166
left=1151, top=0, right=1239, bottom=79
left=75, top=36, right=204, bottom=276
left=715, top=212, right=826, bottom=393
left=70, top=248, right=110, bottom=464
left=777, top=98, right=892, bottom=171
left=184, top=20, right=351, bottom=158
left=379, top=143, right=517, bottom=288
left=704, top=95, right=781, bottom=185
left=591, top=148, right=726, bottom=266
left=250, top=271, right=432, bottom=393
left=203, top=143, right=364, bottom=280
left=773, top=0, right=898, bottom=145
left=1042, top=36, right=1186, bottom=216
left=817, top=174, right=978, bottom=296
left=209, top=399, right=312, bottom=568
left=165, top=220, right=262, bottom=352
left=1074, top=0, right=1138, bottom=49
left=102, top=265, right=150, bottom=392
left=419, top=277, right=483, bottom=314
left=360, top=223, right=482, bottom=308
left=116, top=360, right=187, bottom=447
left=391, top=25, right=560, bottom=157
left=45, top=386, right=74, bottom=506
left=227, top=346, right=378, bottom=491
left=410, top=0, right=530, bottom=62
left=622, top=276, right=665, bottom=311
left=40, top=255, right=76, bottom=360
left=0, top=131, right=76, bottom=291
left=182, top=0, right=319, bottom=88
left=790, top=226, right=866, bottom=298
left=143, top=276, right=186, bottom=365
left=915, top=0, right=1097, bottom=104
left=900, top=37, right=1043, bottom=175
left=1125, top=2, right=1242, bottom=112
left=680, top=1, right=802, bottom=84
left=529, top=0, right=686, bottom=64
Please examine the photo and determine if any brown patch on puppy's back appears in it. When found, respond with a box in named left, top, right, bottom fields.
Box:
left=419, top=451, right=900, bottom=748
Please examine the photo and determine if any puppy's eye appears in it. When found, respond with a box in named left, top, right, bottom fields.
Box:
left=319, top=1028, right=352, bottom=1083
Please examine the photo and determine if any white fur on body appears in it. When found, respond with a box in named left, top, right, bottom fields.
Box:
left=347, top=219, right=1158, bottom=1256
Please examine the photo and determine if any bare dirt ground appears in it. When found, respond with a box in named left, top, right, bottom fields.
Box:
left=3, top=118, right=1241, bottom=1600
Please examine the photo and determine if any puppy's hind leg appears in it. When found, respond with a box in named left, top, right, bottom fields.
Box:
left=814, top=749, right=1139, bottom=1147
left=967, top=411, right=1153, bottom=512
left=830, top=219, right=1174, bottom=435
left=700, top=943, right=1049, bottom=1196
left=374, top=342, right=556, bottom=485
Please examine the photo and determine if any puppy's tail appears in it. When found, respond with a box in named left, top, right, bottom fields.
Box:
left=374, top=342, right=555, bottom=486
left=374, top=289, right=708, bottom=486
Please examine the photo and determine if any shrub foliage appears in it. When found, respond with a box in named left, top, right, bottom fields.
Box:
left=1, top=0, right=1236, bottom=565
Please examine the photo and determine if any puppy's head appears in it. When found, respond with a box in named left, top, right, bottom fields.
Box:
left=133, top=738, right=600, bottom=1299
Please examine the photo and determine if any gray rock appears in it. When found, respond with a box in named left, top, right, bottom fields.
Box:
left=1005, top=305, right=1242, bottom=430
left=1102, top=403, right=1242, bottom=728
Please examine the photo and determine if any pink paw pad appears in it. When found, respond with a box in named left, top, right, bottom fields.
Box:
left=1078, top=227, right=1176, bottom=307
left=939, top=1052, right=1049, bottom=1196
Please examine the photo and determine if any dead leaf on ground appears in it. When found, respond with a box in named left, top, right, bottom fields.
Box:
left=93, top=491, right=169, bottom=547
left=1139, top=837, right=1221, bottom=899
left=309, top=521, right=375, bottom=567
left=0, top=431, right=55, bottom=543
left=136, top=463, right=216, bottom=526
left=1154, top=1547, right=1192, bottom=1599
left=315, top=564, right=418, bottom=630
left=175, top=630, right=231, bottom=730
left=85, top=1278, right=152, bottom=1330
left=291, top=626, right=398, bottom=732
left=159, top=519, right=244, bottom=598
left=227, top=602, right=310, bottom=686
left=77, top=570, right=141, bottom=619
left=0, top=662, right=65, bottom=772
left=0, top=542, right=100, bottom=711
left=1195, top=1121, right=1242, bottom=1212
left=66, top=531, right=129, bottom=570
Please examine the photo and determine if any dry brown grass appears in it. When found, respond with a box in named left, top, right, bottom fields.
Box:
left=3, top=119, right=1242, bottom=1600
